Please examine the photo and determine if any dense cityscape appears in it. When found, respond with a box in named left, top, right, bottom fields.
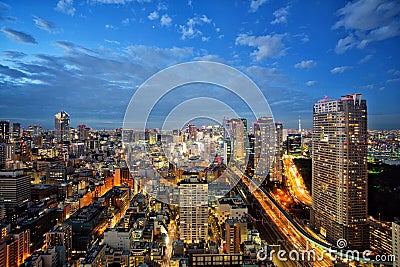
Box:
left=1, top=0, right=400, bottom=266
left=0, top=94, right=399, bottom=266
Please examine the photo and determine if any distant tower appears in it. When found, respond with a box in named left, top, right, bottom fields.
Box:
left=298, top=115, right=301, bottom=133
left=54, top=111, right=70, bottom=143
left=0, top=121, right=10, bottom=142
left=311, top=94, right=369, bottom=250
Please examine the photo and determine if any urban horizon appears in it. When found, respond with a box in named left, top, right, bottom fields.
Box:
left=0, top=1, right=399, bottom=267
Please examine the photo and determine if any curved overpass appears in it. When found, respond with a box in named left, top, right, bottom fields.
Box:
left=233, top=169, right=375, bottom=264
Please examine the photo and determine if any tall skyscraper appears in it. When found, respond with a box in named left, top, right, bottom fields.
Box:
left=225, top=118, right=246, bottom=164
left=311, top=94, right=368, bottom=250
left=253, top=117, right=277, bottom=183
left=178, top=177, right=208, bottom=243
left=12, top=123, right=21, bottom=140
left=54, top=110, right=70, bottom=143
left=0, top=121, right=10, bottom=142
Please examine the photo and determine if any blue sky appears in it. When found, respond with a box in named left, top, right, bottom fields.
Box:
left=0, top=0, right=399, bottom=130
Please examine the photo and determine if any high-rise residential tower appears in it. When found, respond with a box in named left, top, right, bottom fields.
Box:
left=178, top=177, right=208, bottom=243
left=54, top=110, right=70, bottom=143
left=253, top=117, right=278, bottom=183
left=311, top=94, right=368, bottom=250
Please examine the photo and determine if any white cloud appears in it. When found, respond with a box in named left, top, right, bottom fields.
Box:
left=148, top=11, right=159, bottom=20
left=335, top=34, right=357, bottom=54
left=249, top=0, right=268, bottom=13
left=194, top=54, right=225, bottom=63
left=333, top=0, right=400, bottom=53
left=271, top=6, right=289, bottom=25
left=244, top=65, right=290, bottom=85
left=105, top=39, right=120, bottom=45
left=160, top=14, right=172, bottom=27
left=105, top=24, right=117, bottom=30
left=33, top=17, right=56, bottom=33
left=386, top=78, right=400, bottom=83
left=55, top=0, right=75, bottom=16
left=388, top=69, right=400, bottom=76
left=330, top=66, right=352, bottom=74
left=125, top=45, right=193, bottom=67
left=201, top=36, right=210, bottom=42
left=305, top=80, right=317, bottom=86
left=200, top=15, right=212, bottom=24
left=235, top=33, right=286, bottom=61
left=361, top=84, right=374, bottom=89
left=358, top=54, right=372, bottom=64
left=121, top=18, right=130, bottom=25
left=157, top=2, right=168, bottom=11
left=179, top=15, right=213, bottom=40
left=294, top=33, right=310, bottom=43
left=294, top=60, right=316, bottom=69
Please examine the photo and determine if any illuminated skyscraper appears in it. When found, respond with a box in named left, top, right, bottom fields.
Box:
left=253, top=117, right=277, bottom=183
left=178, top=178, right=208, bottom=243
left=54, top=110, right=70, bottom=143
left=311, top=94, right=368, bottom=250
left=0, top=121, right=10, bottom=142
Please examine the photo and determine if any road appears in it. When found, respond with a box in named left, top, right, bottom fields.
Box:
left=229, top=164, right=334, bottom=267
left=282, top=155, right=312, bottom=206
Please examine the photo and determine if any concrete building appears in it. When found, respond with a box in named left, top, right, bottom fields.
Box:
left=0, top=170, right=31, bottom=211
left=178, top=178, right=208, bottom=243
left=103, top=228, right=132, bottom=251
left=225, top=219, right=241, bottom=253
left=80, top=244, right=106, bottom=267
left=393, top=219, right=400, bottom=267
left=369, top=217, right=392, bottom=255
left=216, top=196, right=247, bottom=225
left=311, top=94, right=369, bottom=250
left=44, top=224, right=73, bottom=261
left=0, top=229, right=30, bottom=266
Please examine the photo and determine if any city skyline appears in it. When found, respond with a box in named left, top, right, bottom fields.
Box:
left=0, top=0, right=399, bottom=130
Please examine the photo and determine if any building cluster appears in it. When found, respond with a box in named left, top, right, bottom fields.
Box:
left=0, top=111, right=171, bottom=266
left=368, top=129, right=400, bottom=164
left=0, top=93, right=398, bottom=266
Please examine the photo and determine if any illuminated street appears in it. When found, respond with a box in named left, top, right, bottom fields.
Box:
left=283, top=155, right=312, bottom=206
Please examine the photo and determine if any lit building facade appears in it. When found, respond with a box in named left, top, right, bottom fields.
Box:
left=253, top=117, right=278, bottom=183
left=44, top=224, right=73, bottom=261
left=393, top=219, right=400, bottom=267
left=178, top=178, right=208, bottom=243
left=54, top=110, right=70, bottom=143
left=0, top=170, right=31, bottom=211
left=311, top=94, right=369, bottom=250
